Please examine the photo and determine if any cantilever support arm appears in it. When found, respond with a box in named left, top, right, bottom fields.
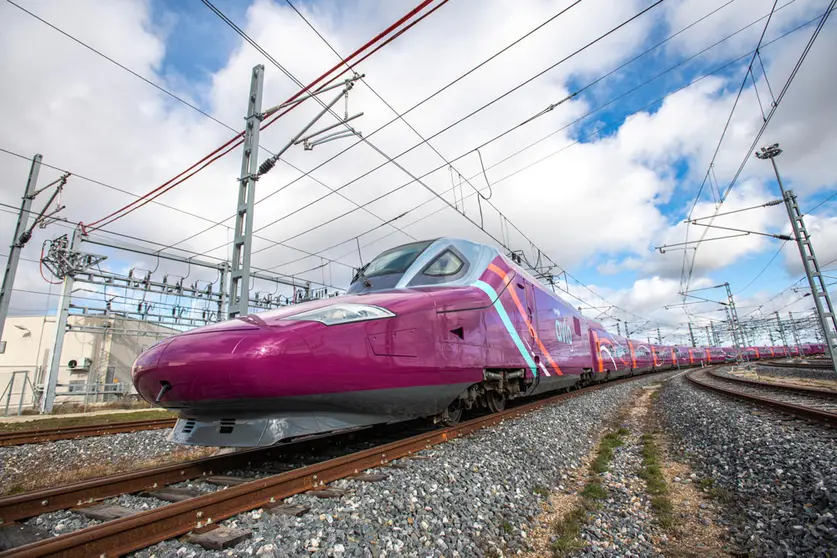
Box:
left=689, top=221, right=793, bottom=240
left=655, top=233, right=749, bottom=254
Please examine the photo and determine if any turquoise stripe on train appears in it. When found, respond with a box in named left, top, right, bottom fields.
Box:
left=473, top=280, right=537, bottom=376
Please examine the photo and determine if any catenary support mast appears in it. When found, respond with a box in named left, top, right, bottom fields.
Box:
left=788, top=311, right=800, bottom=347
left=41, top=229, right=81, bottom=412
left=0, top=155, right=42, bottom=353
left=228, top=65, right=265, bottom=319
left=1, top=154, right=67, bottom=355
left=757, top=144, right=837, bottom=373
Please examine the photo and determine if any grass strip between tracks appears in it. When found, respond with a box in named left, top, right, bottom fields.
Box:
left=638, top=433, right=674, bottom=529
left=551, top=428, right=628, bottom=555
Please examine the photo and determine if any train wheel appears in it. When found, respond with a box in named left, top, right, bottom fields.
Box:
left=441, top=402, right=463, bottom=426
left=487, top=391, right=506, bottom=413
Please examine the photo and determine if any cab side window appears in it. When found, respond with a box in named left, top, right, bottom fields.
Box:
left=424, top=250, right=464, bottom=276
left=408, top=248, right=470, bottom=286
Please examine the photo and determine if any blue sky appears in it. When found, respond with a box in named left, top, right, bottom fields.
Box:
left=149, top=0, right=247, bottom=88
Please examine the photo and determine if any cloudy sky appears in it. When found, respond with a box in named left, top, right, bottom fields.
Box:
left=0, top=0, right=835, bottom=344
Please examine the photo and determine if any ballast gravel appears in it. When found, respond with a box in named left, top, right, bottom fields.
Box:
left=755, top=363, right=836, bottom=381
left=132, top=374, right=673, bottom=558
left=658, top=374, right=837, bottom=557
left=0, top=429, right=204, bottom=494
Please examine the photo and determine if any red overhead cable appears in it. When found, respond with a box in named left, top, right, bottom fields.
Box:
left=82, top=0, right=439, bottom=233
left=83, top=135, right=242, bottom=233
left=91, top=139, right=242, bottom=232
left=346, top=0, right=449, bottom=71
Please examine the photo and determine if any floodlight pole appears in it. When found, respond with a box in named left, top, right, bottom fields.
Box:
left=757, top=144, right=837, bottom=373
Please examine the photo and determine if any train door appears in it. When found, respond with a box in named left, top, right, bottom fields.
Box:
left=524, top=282, right=538, bottom=351
left=503, top=279, right=538, bottom=372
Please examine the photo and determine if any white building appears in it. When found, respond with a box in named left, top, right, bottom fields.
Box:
left=0, top=314, right=178, bottom=412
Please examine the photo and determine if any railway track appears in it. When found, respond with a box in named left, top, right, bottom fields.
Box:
left=0, top=371, right=669, bottom=557
left=762, top=359, right=834, bottom=370
left=687, top=368, right=837, bottom=425
left=0, top=417, right=177, bottom=447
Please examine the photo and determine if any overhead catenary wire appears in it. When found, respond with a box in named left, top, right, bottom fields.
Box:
left=167, top=0, right=655, bottom=256
left=259, top=3, right=818, bottom=273
left=804, top=190, right=837, bottom=215
left=0, top=146, right=357, bottom=280
left=251, top=4, right=828, bottom=333
left=270, top=4, right=828, bottom=328
left=119, top=0, right=453, bottom=251
left=735, top=241, right=789, bottom=295
left=191, top=0, right=666, bottom=265
left=0, top=197, right=346, bottom=291
left=283, top=0, right=495, bottom=232
left=74, top=0, right=442, bottom=232
left=679, top=0, right=780, bottom=292
left=254, top=1, right=824, bottom=323
left=249, top=0, right=666, bottom=241
left=198, top=0, right=666, bottom=325
left=2, top=6, right=424, bottom=262
left=680, top=0, right=837, bottom=296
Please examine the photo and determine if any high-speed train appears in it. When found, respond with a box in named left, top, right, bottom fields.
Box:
left=131, top=238, right=824, bottom=447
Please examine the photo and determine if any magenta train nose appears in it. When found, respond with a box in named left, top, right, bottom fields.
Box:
left=133, top=327, right=314, bottom=410
left=131, top=237, right=821, bottom=448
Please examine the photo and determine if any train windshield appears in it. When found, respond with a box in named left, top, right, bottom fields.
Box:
left=347, top=240, right=434, bottom=293
left=363, top=240, right=433, bottom=278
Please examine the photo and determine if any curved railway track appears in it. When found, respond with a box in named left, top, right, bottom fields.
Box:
left=762, top=359, right=834, bottom=370
left=687, top=368, right=837, bottom=425
left=0, top=371, right=669, bottom=557
left=0, top=417, right=176, bottom=447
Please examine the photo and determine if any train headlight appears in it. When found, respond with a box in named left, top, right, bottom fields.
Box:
left=285, top=303, right=395, bottom=325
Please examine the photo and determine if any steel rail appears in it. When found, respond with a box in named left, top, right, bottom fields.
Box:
left=761, top=360, right=834, bottom=370
left=687, top=369, right=837, bottom=425
left=0, top=371, right=667, bottom=558
left=0, top=428, right=352, bottom=523
left=707, top=369, right=837, bottom=397
left=0, top=417, right=176, bottom=447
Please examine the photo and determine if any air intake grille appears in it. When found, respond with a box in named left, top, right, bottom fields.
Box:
left=219, top=418, right=236, bottom=434
left=182, top=419, right=196, bottom=434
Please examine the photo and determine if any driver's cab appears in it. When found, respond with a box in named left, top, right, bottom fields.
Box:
left=347, top=238, right=498, bottom=295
